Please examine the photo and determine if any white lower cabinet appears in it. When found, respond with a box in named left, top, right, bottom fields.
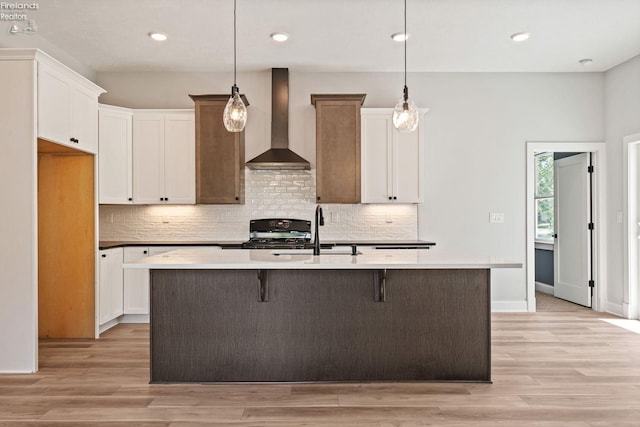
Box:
left=123, top=247, right=150, bottom=314
left=99, top=248, right=124, bottom=325
left=123, top=246, right=193, bottom=316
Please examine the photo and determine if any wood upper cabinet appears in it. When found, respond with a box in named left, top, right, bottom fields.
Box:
left=361, top=108, right=426, bottom=204
left=132, top=110, right=195, bottom=204
left=189, top=94, right=248, bottom=204
left=38, top=57, right=104, bottom=154
left=311, top=94, right=366, bottom=204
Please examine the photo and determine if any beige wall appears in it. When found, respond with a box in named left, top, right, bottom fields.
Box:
left=605, top=54, right=640, bottom=312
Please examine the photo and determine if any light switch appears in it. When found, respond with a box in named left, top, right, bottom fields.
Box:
left=489, top=212, right=504, bottom=223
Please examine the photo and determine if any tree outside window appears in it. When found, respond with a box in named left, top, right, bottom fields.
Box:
left=535, top=152, right=554, bottom=242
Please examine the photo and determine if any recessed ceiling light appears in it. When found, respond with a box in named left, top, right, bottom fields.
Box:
left=148, top=32, right=168, bottom=41
left=391, top=32, right=409, bottom=42
left=510, top=32, right=530, bottom=42
left=270, top=32, right=289, bottom=42
left=578, top=58, right=594, bottom=66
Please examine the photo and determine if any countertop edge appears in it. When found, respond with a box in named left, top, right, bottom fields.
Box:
left=99, top=240, right=436, bottom=250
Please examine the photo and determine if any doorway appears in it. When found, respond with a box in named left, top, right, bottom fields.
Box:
left=526, top=142, right=607, bottom=313
left=625, top=133, right=640, bottom=319
left=38, top=139, right=96, bottom=338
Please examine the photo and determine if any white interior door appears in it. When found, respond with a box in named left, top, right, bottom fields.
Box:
left=554, top=153, right=591, bottom=307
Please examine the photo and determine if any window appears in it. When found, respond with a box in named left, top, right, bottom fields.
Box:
left=535, top=152, right=554, bottom=242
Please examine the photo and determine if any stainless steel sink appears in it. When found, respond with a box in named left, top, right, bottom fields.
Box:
left=271, top=247, right=361, bottom=256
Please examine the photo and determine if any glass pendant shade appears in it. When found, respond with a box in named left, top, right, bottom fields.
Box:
left=223, top=87, right=247, bottom=132
left=392, top=87, right=419, bottom=132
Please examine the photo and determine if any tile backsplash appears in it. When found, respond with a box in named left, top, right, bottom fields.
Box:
left=99, top=170, right=418, bottom=241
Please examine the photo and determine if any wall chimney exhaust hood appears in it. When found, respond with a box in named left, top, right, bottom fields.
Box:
left=246, top=68, right=311, bottom=170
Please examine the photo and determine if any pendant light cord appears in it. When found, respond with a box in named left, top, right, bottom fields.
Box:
left=404, top=0, right=407, bottom=89
left=233, top=0, right=237, bottom=86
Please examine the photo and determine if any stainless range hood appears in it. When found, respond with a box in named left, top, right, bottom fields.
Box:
left=246, top=68, right=311, bottom=170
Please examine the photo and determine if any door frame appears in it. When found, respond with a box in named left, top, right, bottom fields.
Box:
left=526, top=142, right=607, bottom=312
left=624, top=133, right=640, bottom=319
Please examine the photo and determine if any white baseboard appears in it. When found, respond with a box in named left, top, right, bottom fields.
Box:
left=623, top=303, right=630, bottom=318
left=491, top=300, right=528, bottom=312
left=121, top=314, right=150, bottom=323
left=535, top=282, right=554, bottom=295
left=0, top=369, right=36, bottom=374
left=606, top=301, right=624, bottom=317
left=98, top=317, right=120, bottom=335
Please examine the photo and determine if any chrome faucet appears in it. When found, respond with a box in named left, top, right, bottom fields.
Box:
left=313, top=204, right=324, bottom=256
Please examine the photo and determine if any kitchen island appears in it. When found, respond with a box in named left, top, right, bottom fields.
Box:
left=124, top=248, right=520, bottom=383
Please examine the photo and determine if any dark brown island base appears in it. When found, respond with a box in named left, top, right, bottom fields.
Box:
left=150, top=268, right=491, bottom=383
left=122, top=247, right=520, bottom=383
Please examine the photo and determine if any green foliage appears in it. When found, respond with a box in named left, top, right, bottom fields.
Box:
left=535, top=153, right=554, bottom=240
left=535, top=153, right=554, bottom=197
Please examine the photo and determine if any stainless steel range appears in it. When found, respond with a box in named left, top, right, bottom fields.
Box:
left=241, top=219, right=312, bottom=249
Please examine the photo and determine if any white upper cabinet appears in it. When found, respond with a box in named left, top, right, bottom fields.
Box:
left=37, top=55, right=104, bottom=153
left=361, top=108, right=426, bottom=204
left=132, top=111, right=195, bottom=205
left=98, top=105, right=133, bottom=204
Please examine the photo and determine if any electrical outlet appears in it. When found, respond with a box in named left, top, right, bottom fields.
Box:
left=489, top=212, right=504, bottom=223
left=385, top=215, right=393, bottom=224
left=162, top=216, right=170, bottom=224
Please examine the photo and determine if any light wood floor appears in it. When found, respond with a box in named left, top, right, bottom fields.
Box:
left=1, top=304, right=639, bottom=426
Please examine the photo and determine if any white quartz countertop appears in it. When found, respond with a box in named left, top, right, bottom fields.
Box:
left=122, top=247, right=522, bottom=270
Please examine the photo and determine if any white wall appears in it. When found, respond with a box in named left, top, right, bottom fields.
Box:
left=96, top=70, right=605, bottom=308
left=0, top=60, right=38, bottom=372
left=605, top=54, right=640, bottom=313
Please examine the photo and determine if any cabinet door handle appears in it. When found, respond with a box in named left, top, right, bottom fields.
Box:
left=257, top=270, right=268, bottom=302
left=101, top=254, right=107, bottom=258
left=317, top=196, right=321, bottom=201
left=374, top=269, right=386, bottom=302
left=128, top=197, right=132, bottom=201
left=388, top=196, right=392, bottom=200
left=393, top=196, right=397, bottom=200
left=143, top=250, right=148, bottom=254
left=235, top=197, right=239, bottom=201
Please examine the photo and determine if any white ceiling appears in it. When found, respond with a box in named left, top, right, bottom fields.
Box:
left=1, top=0, right=639, bottom=74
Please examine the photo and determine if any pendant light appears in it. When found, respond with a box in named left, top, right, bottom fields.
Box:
left=223, top=0, right=247, bottom=132
left=392, top=0, right=419, bottom=133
